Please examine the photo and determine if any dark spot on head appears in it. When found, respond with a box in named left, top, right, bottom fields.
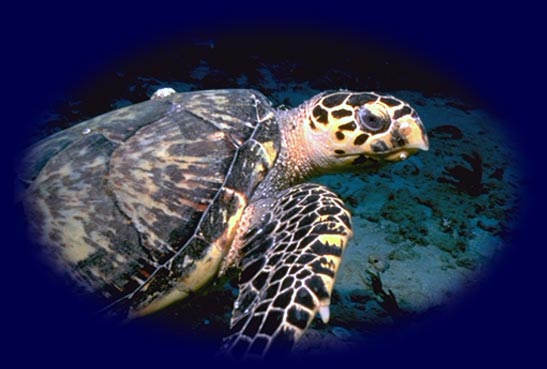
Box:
left=347, top=93, right=377, bottom=107
left=335, top=132, right=345, bottom=140
left=322, top=93, right=348, bottom=108
left=338, top=122, right=357, bottom=131
left=331, top=109, right=353, bottom=119
left=371, top=140, right=389, bottom=153
left=309, top=118, right=316, bottom=130
left=334, top=149, right=345, bottom=155
left=353, top=133, right=369, bottom=145
left=391, top=130, right=407, bottom=147
left=380, top=97, right=402, bottom=107
left=393, top=106, right=412, bottom=120
left=312, top=105, right=329, bottom=125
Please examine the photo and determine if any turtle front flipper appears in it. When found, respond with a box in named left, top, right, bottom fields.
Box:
left=222, top=183, right=352, bottom=359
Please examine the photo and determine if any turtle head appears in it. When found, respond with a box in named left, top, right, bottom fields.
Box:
left=304, top=91, right=429, bottom=172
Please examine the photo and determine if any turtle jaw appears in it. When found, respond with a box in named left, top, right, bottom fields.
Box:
left=380, top=130, right=430, bottom=162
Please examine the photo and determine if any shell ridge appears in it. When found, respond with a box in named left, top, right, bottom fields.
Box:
left=103, top=94, right=277, bottom=316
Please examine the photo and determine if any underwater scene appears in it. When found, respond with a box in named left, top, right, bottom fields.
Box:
left=16, top=33, right=523, bottom=359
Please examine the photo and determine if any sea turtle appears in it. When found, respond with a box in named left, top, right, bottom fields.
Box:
left=18, top=88, right=428, bottom=358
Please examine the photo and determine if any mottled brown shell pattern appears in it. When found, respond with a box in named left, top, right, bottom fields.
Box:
left=21, top=89, right=277, bottom=310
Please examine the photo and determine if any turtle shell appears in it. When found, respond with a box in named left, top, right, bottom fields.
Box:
left=20, top=89, right=277, bottom=304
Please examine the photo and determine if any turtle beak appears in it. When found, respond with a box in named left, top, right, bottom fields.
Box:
left=402, top=116, right=429, bottom=151
left=381, top=116, right=429, bottom=162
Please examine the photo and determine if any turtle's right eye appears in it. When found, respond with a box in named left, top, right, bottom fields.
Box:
left=357, top=106, right=390, bottom=133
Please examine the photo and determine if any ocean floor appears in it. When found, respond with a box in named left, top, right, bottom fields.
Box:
left=22, top=56, right=523, bottom=357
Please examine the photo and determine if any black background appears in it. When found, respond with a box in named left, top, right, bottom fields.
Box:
left=3, top=1, right=544, bottom=368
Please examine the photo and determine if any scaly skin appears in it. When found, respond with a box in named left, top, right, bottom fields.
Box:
left=222, top=91, right=428, bottom=358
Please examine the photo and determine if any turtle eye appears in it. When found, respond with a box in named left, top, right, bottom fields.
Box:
left=357, top=106, right=390, bottom=132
